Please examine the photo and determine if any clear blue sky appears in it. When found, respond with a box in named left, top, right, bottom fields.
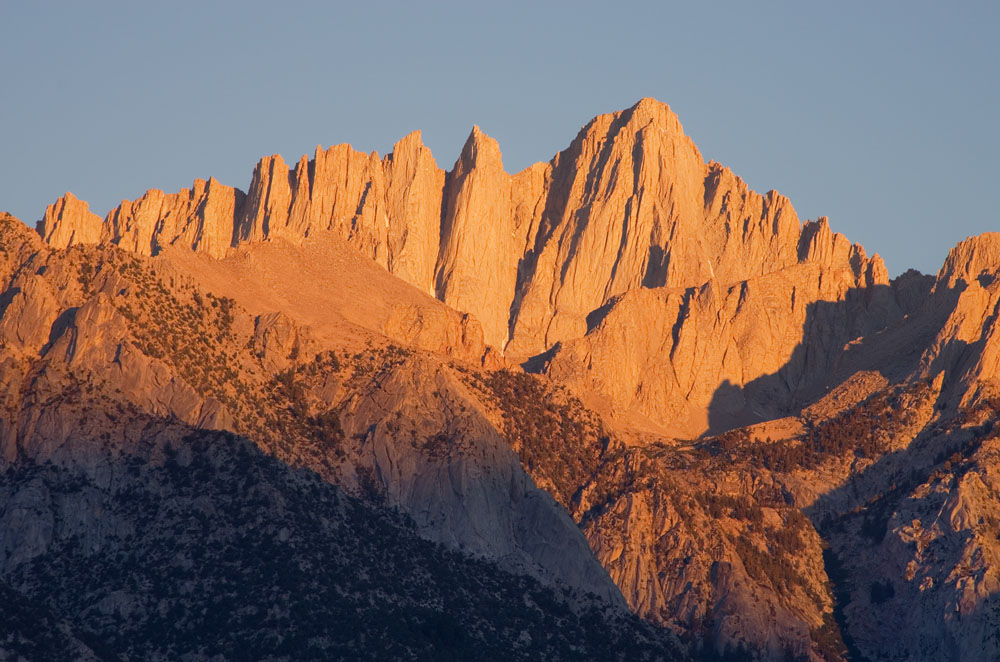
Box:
left=2, top=1, right=997, bottom=276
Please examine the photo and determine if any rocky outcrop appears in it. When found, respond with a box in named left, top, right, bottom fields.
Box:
left=234, top=132, right=449, bottom=297
left=545, top=257, right=895, bottom=435
left=384, top=131, right=447, bottom=295
left=579, top=458, right=833, bottom=661
left=436, top=127, right=523, bottom=348
left=914, top=234, right=1000, bottom=408
left=506, top=100, right=740, bottom=356
left=853, top=436, right=1000, bottom=662
left=935, top=232, right=1000, bottom=290
left=36, top=192, right=102, bottom=249
left=503, top=103, right=883, bottom=359
left=339, top=355, right=626, bottom=604
left=801, top=388, right=1000, bottom=662
left=39, top=179, right=244, bottom=259
left=108, top=177, right=244, bottom=258
left=0, top=273, right=62, bottom=360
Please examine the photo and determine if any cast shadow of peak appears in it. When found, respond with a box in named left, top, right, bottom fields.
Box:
left=704, top=277, right=962, bottom=437
left=521, top=342, right=560, bottom=374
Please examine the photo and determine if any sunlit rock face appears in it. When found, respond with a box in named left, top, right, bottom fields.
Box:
left=39, top=99, right=893, bottom=436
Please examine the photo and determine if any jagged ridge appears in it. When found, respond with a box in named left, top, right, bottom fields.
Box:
left=38, top=99, right=885, bottom=351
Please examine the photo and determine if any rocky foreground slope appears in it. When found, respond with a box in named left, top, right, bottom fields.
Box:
left=5, top=99, right=1000, bottom=661
left=0, top=217, right=682, bottom=661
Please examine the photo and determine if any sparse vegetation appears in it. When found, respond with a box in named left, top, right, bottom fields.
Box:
left=471, top=369, right=607, bottom=506
left=706, top=380, right=936, bottom=473
left=1, top=426, right=686, bottom=661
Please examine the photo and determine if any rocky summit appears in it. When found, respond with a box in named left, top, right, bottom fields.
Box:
left=4, top=98, right=1000, bottom=661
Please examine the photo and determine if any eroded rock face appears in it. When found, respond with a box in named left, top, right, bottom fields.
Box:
left=545, top=257, right=895, bottom=435
left=338, top=356, right=625, bottom=604
left=935, top=232, right=1000, bottom=290
left=914, top=233, right=1000, bottom=409
left=800, top=388, right=1000, bottom=662
left=506, top=100, right=800, bottom=357
left=37, top=192, right=103, bottom=249
left=36, top=99, right=887, bottom=363
left=858, top=439, right=1000, bottom=662
left=384, top=131, right=447, bottom=295
left=39, top=180, right=244, bottom=259
left=580, top=464, right=831, bottom=661
left=436, top=127, right=522, bottom=349
left=0, top=273, right=62, bottom=359
left=31, top=100, right=902, bottom=440
left=108, top=177, right=244, bottom=259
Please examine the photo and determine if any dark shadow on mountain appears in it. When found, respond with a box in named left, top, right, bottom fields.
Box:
left=709, top=319, right=995, bottom=660
left=40, top=307, right=78, bottom=356
left=704, top=276, right=960, bottom=436
left=521, top=341, right=561, bottom=374
left=0, top=286, right=20, bottom=318
left=642, top=245, right=669, bottom=289
left=585, top=298, right=618, bottom=333
left=0, top=412, right=687, bottom=662
left=799, top=393, right=997, bottom=662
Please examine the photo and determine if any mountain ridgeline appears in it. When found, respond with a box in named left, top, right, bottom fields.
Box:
left=4, top=98, right=1000, bottom=661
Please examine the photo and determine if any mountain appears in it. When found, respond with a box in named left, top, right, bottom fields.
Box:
left=38, top=99, right=894, bottom=437
left=5, top=98, right=1000, bottom=661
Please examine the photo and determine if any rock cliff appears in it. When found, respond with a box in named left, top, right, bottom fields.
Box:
left=916, top=233, right=1000, bottom=407
left=37, top=192, right=102, bottom=249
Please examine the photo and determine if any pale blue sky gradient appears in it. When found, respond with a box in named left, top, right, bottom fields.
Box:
left=2, top=1, right=997, bottom=275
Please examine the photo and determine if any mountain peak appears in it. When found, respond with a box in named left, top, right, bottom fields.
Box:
left=937, top=232, right=1000, bottom=288
left=628, top=96, right=678, bottom=122
left=37, top=191, right=102, bottom=249
left=455, top=125, right=503, bottom=173
left=390, top=129, right=426, bottom=153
